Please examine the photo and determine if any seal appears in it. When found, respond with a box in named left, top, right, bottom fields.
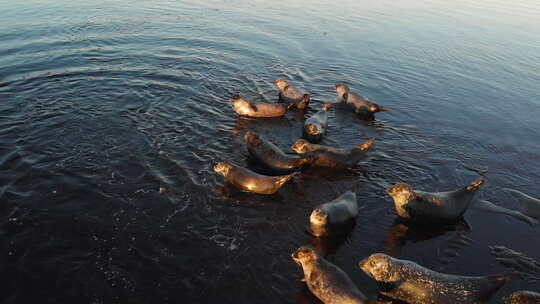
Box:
left=213, top=162, right=297, bottom=195
left=308, top=191, right=359, bottom=237
left=231, top=94, right=291, bottom=118
left=359, top=253, right=513, bottom=304
left=386, top=178, right=485, bottom=223
left=292, top=246, right=389, bottom=304
left=244, top=131, right=312, bottom=174
left=274, top=78, right=310, bottom=109
left=335, top=84, right=388, bottom=117
left=303, top=103, right=331, bottom=143
left=292, top=138, right=374, bottom=168
left=503, top=291, right=540, bottom=304
left=504, top=188, right=540, bottom=219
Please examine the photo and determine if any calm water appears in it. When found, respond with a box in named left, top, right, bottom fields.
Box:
left=1, top=0, right=539, bottom=303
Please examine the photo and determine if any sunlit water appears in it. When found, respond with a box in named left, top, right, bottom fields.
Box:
left=1, top=0, right=539, bottom=303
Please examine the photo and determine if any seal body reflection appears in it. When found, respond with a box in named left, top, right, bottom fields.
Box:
left=292, top=247, right=388, bottom=304
left=213, top=162, right=297, bottom=195
left=386, top=178, right=485, bottom=223
left=359, top=253, right=513, bottom=304
left=308, top=191, right=359, bottom=237
left=245, top=131, right=311, bottom=174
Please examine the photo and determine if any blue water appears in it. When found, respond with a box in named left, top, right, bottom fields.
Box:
left=1, top=0, right=539, bottom=303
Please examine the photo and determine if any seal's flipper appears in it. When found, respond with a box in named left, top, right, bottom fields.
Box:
left=466, top=178, right=485, bottom=191
left=355, top=139, right=375, bottom=151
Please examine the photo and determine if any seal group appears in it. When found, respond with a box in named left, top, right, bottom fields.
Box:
left=215, top=78, right=535, bottom=304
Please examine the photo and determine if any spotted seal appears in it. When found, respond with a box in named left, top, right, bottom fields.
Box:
left=303, top=103, right=331, bottom=143
left=292, top=247, right=389, bottom=304
left=292, top=138, right=374, bottom=168
left=503, top=291, right=540, bottom=304
left=386, top=178, right=485, bottom=223
left=308, top=191, right=359, bottom=237
left=231, top=94, right=292, bottom=118
left=335, top=84, right=387, bottom=117
left=213, top=162, right=297, bottom=194
left=244, top=131, right=311, bottom=174
left=359, top=253, right=513, bottom=304
left=274, top=78, right=310, bottom=109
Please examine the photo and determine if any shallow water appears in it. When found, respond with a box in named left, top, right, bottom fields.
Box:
left=1, top=0, right=539, bottom=303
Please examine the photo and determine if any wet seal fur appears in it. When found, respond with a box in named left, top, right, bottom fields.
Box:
left=308, top=191, right=359, bottom=237
left=244, top=131, right=311, bottom=174
left=292, top=138, right=374, bottom=168
left=275, top=78, right=310, bottom=109
left=359, top=253, right=514, bottom=304
left=292, top=247, right=390, bottom=304
left=231, top=94, right=292, bottom=118
left=213, top=162, right=297, bottom=195
left=386, top=178, right=485, bottom=223
left=503, top=290, right=540, bottom=304
left=303, top=103, right=331, bottom=143
left=335, top=84, right=388, bottom=118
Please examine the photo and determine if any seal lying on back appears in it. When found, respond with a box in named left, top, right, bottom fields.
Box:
left=303, top=103, right=331, bottom=143
left=292, top=138, right=374, bottom=168
left=386, top=178, right=485, bottom=223
left=359, top=253, right=513, bottom=304
left=244, top=131, right=311, bottom=174
left=231, top=94, right=291, bottom=118
left=292, top=247, right=388, bottom=304
left=503, top=291, right=540, bottom=304
left=504, top=188, right=540, bottom=219
left=213, top=162, right=297, bottom=195
left=309, top=191, right=359, bottom=237
left=274, top=78, right=310, bottom=109
left=335, top=84, right=388, bottom=117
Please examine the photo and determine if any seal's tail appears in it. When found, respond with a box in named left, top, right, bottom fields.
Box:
left=276, top=172, right=300, bottom=187
left=466, top=178, right=485, bottom=191
left=355, top=138, right=375, bottom=151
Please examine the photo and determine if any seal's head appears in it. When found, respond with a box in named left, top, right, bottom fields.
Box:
left=292, top=246, right=318, bottom=266
left=213, top=162, right=232, bottom=177
left=231, top=94, right=245, bottom=107
left=274, top=78, right=289, bottom=91
left=358, top=253, right=398, bottom=282
left=387, top=184, right=415, bottom=217
left=231, top=94, right=255, bottom=115
left=369, top=103, right=389, bottom=113
left=310, top=208, right=328, bottom=226
left=335, top=83, right=350, bottom=100
left=297, top=94, right=311, bottom=109
left=244, top=131, right=262, bottom=147
left=387, top=184, right=415, bottom=203
left=322, top=103, right=332, bottom=111
left=291, top=139, right=311, bottom=154
left=305, top=123, right=321, bottom=136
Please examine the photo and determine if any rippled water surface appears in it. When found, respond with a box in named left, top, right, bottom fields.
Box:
left=1, top=0, right=540, bottom=303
